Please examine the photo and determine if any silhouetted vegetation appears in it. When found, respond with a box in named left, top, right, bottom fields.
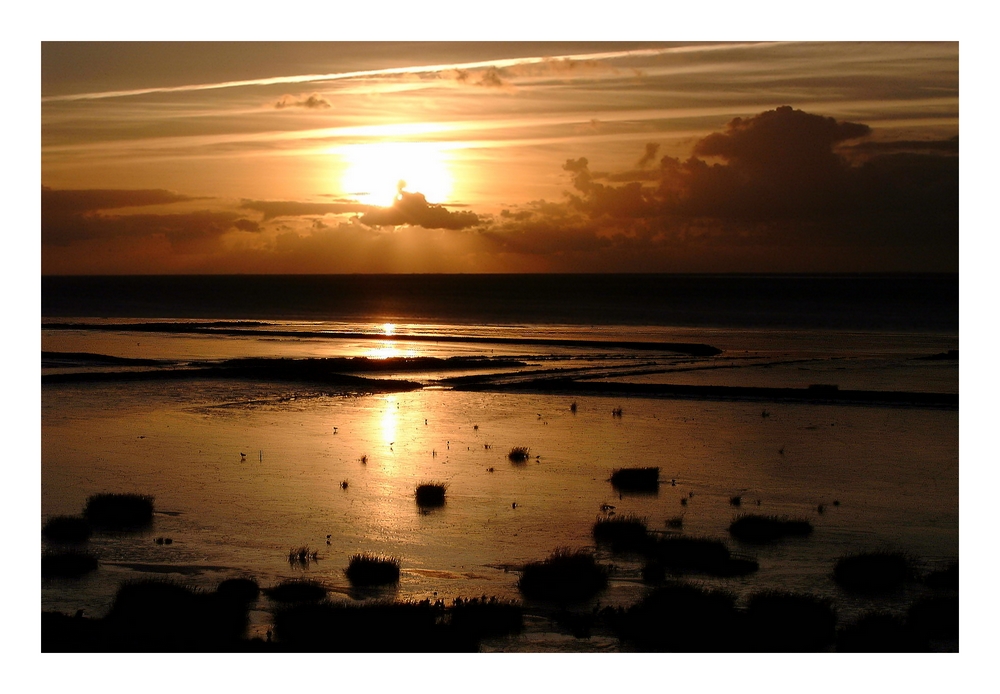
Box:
left=508, top=447, right=530, bottom=463
left=217, top=578, right=260, bottom=604
left=42, top=550, right=98, bottom=578
left=415, top=482, right=447, bottom=507
left=101, top=579, right=251, bottom=651
left=729, top=514, right=813, bottom=543
left=449, top=596, right=524, bottom=642
left=609, top=467, right=659, bottom=493
left=592, top=514, right=649, bottom=552
left=42, top=515, right=92, bottom=543
left=833, top=551, right=914, bottom=593
left=265, top=579, right=328, bottom=603
left=83, top=493, right=154, bottom=529
left=924, top=560, right=958, bottom=591
left=344, top=553, right=400, bottom=586
left=906, top=596, right=958, bottom=641
left=287, top=546, right=319, bottom=567
left=609, top=582, right=739, bottom=651
left=273, top=597, right=522, bottom=652
left=643, top=535, right=759, bottom=578
left=836, top=611, right=928, bottom=652
left=744, top=591, right=837, bottom=652
left=518, top=549, right=608, bottom=603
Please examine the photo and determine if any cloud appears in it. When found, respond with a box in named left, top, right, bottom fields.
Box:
left=636, top=142, right=660, bottom=168
left=477, top=106, right=957, bottom=271
left=41, top=186, right=195, bottom=215
left=240, top=199, right=369, bottom=220
left=274, top=93, right=331, bottom=109
left=359, top=189, right=480, bottom=230
left=41, top=186, right=247, bottom=253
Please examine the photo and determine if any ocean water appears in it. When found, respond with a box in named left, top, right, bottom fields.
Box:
left=40, top=274, right=958, bottom=650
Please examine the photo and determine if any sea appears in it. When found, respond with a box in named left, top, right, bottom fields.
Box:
left=40, top=274, right=959, bottom=651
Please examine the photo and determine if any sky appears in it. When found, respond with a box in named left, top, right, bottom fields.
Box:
left=40, top=41, right=958, bottom=274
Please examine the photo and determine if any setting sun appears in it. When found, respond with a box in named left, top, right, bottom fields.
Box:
left=339, top=141, right=454, bottom=207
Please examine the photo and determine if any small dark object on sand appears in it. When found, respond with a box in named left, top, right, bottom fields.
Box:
left=612, top=407, right=623, bottom=417
left=729, top=495, right=742, bottom=507
left=415, top=482, right=447, bottom=507
left=680, top=497, right=688, bottom=506
left=610, top=467, right=659, bottom=493
left=665, top=516, right=684, bottom=529
left=341, top=480, right=349, bottom=489
left=570, top=402, right=577, bottom=413
left=345, top=553, right=401, bottom=586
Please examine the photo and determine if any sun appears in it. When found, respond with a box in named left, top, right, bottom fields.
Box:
left=339, top=142, right=454, bottom=207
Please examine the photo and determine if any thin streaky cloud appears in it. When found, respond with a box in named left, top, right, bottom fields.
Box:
left=42, top=43, right=789, bottom=103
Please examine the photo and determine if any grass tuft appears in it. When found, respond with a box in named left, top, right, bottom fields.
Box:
left=507, top=447, right=530, bottom=463
left=833, top=550, right=914, bottom=593
left=729, top=514, right=813, bottom=543
left=43, top=515, right=92, bottom=543
left=345, top=553, right=401, bottom=586
left=83, top=493, right=155, bottom=529
left=609, top=467, right=659, bottom=493
left=744, top=591, right=837, bottom=652
left=518, top=549, right=608, bottom=603
left=415, top=482, right=447, bottom=507
left=287, top=547, right=319, bottom=567
left=592, top=514, right=649, bottom=553
left=42, top=550, right=98, bottom=578
left=265, top=579, right=328, bottom=603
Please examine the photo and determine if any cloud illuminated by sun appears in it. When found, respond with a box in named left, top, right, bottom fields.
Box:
left=338, top=142, right=454, bottom=207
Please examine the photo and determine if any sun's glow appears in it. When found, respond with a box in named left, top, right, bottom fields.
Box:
left=382, top=323, right=396, bottom=336
left=339, top=142, right=454, bottom=207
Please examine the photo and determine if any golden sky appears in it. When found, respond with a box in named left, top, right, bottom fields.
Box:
left=41, top=41, right=958, bottom=274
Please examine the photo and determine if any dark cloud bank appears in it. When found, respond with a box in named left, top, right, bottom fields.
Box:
left=42, top=107, right=957, bottom=273
left=486, top=106, right=957, bottom=271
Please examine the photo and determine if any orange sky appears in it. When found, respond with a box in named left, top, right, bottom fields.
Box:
left=41, top=41, right=958, bottom=274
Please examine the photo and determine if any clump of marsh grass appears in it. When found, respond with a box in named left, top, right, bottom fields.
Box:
left=265, top=579, right=328, bottom=603
left=924, top=560, right=958, bottom=591
left=744, top=591, right=837, bottom=652
left=508, top=447, right=530, bottom=463
left=287, top=547, right=319, bottom=567
left=83, top=493, right=154, bottom=529
left=833, top=550, right=915, bottom=593
left=415, top=482, right=447, bottom=507
left=728, top=514, right=813, bottom=543
left=345, top=553, right=401, bottom=586
left=42, top=550, right=98, bottom=578
left=611, top=582, right=739, bottom=652
left=104, top=578, right=252, bottom=649
left=592, top=514, right=649, bottom=553
left=836, top=611, right=927, bottom=652
left=216, top=577, right=260, bottom=604
left=643, top=535, right=758, bottom=578
left=906, top=595, right=958, bottom=641
left=42, top=515, right=92, bottom=543
left=609, top=467, right=659, bottom=493
left=517, top=549, right=608, bottom=603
